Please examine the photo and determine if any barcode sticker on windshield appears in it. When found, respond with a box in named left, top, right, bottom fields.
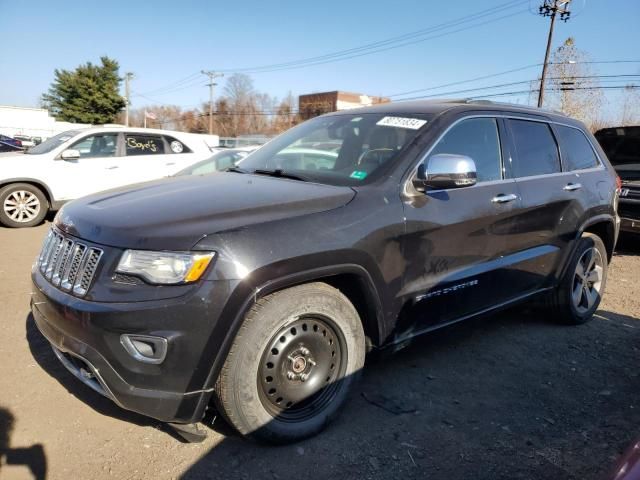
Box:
left=376, top=116, right=427, bottom=130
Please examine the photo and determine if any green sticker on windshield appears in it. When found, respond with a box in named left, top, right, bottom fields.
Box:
left=350, top=170, right=368, bottom=180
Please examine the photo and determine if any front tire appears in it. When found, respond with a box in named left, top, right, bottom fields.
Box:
left=545, top=233, right=608, bottom=324
left=0, top=183, right=48, bottom=228
left=214, top=282, right=365, bottom=443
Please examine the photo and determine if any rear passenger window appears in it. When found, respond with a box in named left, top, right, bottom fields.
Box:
left=125, top=135, right=165, bottom=156
left=509, top=120, right=561, bottom=178
left=555, top=125, right=599, bottom=171
left=429, top=118, right=502, bottom=182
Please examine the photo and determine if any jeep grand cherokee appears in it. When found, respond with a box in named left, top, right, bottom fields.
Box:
left=30, top=100, right=620, bottom=443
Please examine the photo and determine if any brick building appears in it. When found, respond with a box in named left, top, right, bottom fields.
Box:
left=298, top=91, right=390, bottom=120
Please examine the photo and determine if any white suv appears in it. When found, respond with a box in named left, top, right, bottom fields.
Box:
left=0, top=127, right=219, bottom=227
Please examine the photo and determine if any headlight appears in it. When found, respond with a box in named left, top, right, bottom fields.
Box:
left=116, top=250, right=215, bottom=284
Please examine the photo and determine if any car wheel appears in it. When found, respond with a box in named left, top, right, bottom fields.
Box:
left=213, top=282, right=366, bottom=443
left=545, top=233, right=608, bottom=324
left=0, top=183, right=48, bottom=228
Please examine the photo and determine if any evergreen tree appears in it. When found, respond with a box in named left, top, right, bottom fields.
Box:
left=42, top=56, right=125, bottom=124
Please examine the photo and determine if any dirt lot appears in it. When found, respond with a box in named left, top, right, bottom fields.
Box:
left=0, top=223, right=639, bottom=480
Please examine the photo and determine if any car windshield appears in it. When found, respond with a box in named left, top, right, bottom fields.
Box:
left=175, top=149, right=252, bottom=176
left=25, top=130, right=80, bottom=154
left=237, top=113, right=431, bottom=186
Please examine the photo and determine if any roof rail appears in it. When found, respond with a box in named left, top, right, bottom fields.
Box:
left=462, top=99, right=567, bottom=116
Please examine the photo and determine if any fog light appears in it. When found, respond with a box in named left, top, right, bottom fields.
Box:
left=120, top=334, right=168, bottom=364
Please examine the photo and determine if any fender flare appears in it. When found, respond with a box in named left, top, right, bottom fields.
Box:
left=191, top=263, right=384, bottom=420
left=557, top=213, right=617, bottom=280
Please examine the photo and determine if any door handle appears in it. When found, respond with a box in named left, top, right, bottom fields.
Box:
left=563, top=183, right=582, bottom=191
left=105, top=165, right=119, bottom=170
left=165, top=162, right=176, bottom=166
left=491, top=193, right=518, bottom=204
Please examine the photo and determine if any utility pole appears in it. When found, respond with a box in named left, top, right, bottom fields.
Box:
left=124, top=72, right=134, bottom=126
left=201, top=70, right=224, bottom=134
left=537, top=0, right=571, bottom=108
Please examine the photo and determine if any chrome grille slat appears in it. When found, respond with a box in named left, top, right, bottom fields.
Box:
left=60, top=244, right=88, bottom=291
left=45, top=235, right=65, bottom=280
left=36, top=228, right=103, bottom=298
left=73, top=249, right=103, bottom=296
left=51, top=239, right=74, bottom=286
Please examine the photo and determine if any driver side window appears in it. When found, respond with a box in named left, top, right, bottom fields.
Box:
left=429, top=118, right=502, bottom=183
left=70, top=134, right=118, bottom=159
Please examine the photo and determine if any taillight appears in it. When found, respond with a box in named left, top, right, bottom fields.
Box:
left=616, top=175, right=622, bottom=193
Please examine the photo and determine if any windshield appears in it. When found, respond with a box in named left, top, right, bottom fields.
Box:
left=238, top=113, right=430, bottom=186
left=26, top=130, right=80, bottom=154
left=175, top=149, right=252, bottom=176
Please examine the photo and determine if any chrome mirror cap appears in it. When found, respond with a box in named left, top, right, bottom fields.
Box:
left=413, top=153, right=477, bottom=191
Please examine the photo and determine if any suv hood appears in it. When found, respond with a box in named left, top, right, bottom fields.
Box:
left=57, top=173, right=356, bottom=250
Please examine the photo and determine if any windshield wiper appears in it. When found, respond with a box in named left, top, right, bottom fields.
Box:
left=252, top=169, right=308, bottom=182
left=225, top=166, right=248, bottom=173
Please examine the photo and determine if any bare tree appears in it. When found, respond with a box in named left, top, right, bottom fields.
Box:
left=545, top=37, right=604, bottom=130
left=620, top=84, right=640, bottom=126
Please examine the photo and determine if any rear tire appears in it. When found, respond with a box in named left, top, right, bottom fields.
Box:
left=213, top=282, right=365, bottom=444
left=544, top=233, right=608, bottom=324
left=0, top=183, right=48, bottom=228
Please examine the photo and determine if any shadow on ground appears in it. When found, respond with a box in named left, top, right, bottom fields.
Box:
left=182, top=307, right=640, bottom=480
left=0, top=406, right=47, bottom=480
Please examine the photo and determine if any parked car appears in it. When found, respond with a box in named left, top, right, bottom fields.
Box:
left=0, top=127, right=219, bottom=227
left=595, top=126, right=640, bottom=235
left=174, top=146, right=260, bottom=176
left=31, top=100, right=619, bottom=444
left=0, top=134, right=24, bottom=152
left=12, top=134, right=38, bottom=148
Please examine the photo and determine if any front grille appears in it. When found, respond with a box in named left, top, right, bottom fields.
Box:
left=37, top=229, right=103, bottom=297
left=620, top=183, right=640, bottom=201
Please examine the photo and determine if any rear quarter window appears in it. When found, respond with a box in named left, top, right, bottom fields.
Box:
left=555, top=125, right=599, bottom=171
left=164, top=136, right=192, bottom=154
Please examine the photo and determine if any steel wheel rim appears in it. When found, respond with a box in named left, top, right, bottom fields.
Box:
left=258, top=315, right=347, bottom=422
left=3, top=190, right=40, bottom=222
left=572, top=246, right=603, bottom=314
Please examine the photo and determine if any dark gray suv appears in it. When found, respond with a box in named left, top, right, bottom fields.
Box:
left=30, top=100, right=620, bottom=443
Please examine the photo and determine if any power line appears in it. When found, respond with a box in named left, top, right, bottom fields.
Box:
left=137, top=0, right=530, bottom=98
left=216, top=0, right=529, bottom=74
left=387, top=61, right=640, bottom=98
left=224, top=9, right=530, bottom=74
left=394, top=75, right=640, bottom=102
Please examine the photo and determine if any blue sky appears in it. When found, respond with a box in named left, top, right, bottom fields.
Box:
left=1, top=0, right=638, bottom=120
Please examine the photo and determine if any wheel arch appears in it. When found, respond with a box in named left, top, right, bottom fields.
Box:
left=192, top=263, right=386, bottom=422
left=0, top=178, right=55, bottom=210
left=579, top=214, right=617, bottom=261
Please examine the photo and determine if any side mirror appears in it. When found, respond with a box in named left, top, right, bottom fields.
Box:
left=60, top=149, right=80, bottom=161
left=412, top=154, right=477, bottom=192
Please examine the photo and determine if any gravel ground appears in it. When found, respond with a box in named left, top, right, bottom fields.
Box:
left=0, top=223, right=639, bottom=480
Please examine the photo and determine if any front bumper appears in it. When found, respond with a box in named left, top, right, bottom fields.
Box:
left=30, top=268, right=236, bottom=424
